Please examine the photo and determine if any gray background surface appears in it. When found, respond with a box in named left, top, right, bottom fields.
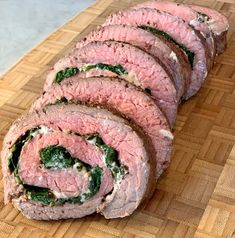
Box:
left=0, top=0, right=95, bottom=75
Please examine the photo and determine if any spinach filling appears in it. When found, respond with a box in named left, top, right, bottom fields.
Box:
left=86, top=134, right=127, bottom=179
left=8, top=128, right=126, bottom=206
left=40, top=145, right=75, bottom=169
left=139, top=25, right=195, bottom=69
left=8, top=128, right=38, bottom=183
left=25, top=166, right=102, bottom=206
left=55, top=67, right=79, bottom=83
left=55, top=97, right=69, bottom=104
left=54, top=63, right=127, bottom=84
left=23, top=185, right=56, bottom=206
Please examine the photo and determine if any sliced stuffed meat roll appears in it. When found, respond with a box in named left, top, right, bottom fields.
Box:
left=1, top=104, right=155, bottom=220
left=190, top=4, right=229, bottom=54
left=77, top=25, right=191, bottom=100
left=44, top=41, right=177, bottom=127
left=133, top=1, right=215, bottom=68
left=104, top=8, right=210, bottom=99
left=32, top=76, right=173, bottom=178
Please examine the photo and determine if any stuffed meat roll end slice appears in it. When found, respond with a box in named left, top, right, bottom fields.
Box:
left=1, top=104, right=155, bottom=220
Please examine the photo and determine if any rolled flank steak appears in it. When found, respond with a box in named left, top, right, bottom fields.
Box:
left=32, top=76, right=173, bottom=178
left=77, top=24, right=190, bottom=100
left=44, top=41, right=178, bottom=127
left=104, top=8, right=210, bottom=99
left=1, top=104, right=155, bottom=220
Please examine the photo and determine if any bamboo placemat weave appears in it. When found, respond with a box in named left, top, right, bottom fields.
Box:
left=0, top=0, right=234, bottom=237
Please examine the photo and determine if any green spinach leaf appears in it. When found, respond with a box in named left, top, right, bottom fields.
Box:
left=55, top=97, right=68, bottom=104
left=55, top=67, right=79, bottom=83
left=84, top=167, right=102, bottom=199
left=86, top=134, right=126, bottom=179
left=54, top=63, right=128, bottom=84
left=8, top=128, right=38, bottom=182
left=25, top=185, right=56, bottom=206
left=140, top=25, right=195, bottom=68
left=40, top=145, right=75, bottom=169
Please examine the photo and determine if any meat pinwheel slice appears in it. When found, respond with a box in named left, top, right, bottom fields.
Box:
left=104, top=8, right=210, bottom=99
left=77, top=25, right=191, bottom=100
left=133, top=1, right=215, bottom=68
left=190, top=4, right=229, bottom=54
left=32, top=76, right=173, bottom=178
left=44, top=41, right=177, bottom=127
left=1, top=104, right=155, bottom=220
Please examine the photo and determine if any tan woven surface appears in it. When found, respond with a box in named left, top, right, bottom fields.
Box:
left=0, top=0, right=234, bottom=237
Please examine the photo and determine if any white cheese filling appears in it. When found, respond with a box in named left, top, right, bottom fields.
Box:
left=190, top=18, right=200, bottom=27
left=31, top=125, right=53, bottom=137
left=160, top=129, right=174, bottom=140
left=169, top=51, right=178, bottom=62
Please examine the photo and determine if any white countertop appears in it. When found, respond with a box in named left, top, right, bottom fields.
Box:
left=0, top=0, right=95, bottom=76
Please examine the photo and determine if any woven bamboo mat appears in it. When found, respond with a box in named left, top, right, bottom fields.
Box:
left=0, top=0, right=234, bottom=237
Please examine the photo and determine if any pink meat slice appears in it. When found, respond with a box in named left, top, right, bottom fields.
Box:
left=2, top=104, right=153, bottom=219
left=133, top=1, right=215, bottom=68
left=45, top=41, right=177, bottom=127
left=104, top=8, right=209, bottom=99
left=19, top=131, right=112, bottom=197
left=77, top=24, right=190, bottom=100
left=32, top=76, right=173, bottom=178
left=190, top=4, right=229, bottom=54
